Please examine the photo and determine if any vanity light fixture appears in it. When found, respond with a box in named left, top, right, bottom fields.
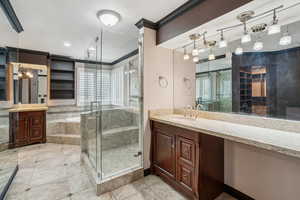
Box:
left=238, top=11, right=254, bottom=44
left=97, top=10, right=121, bottom=27
left=192, top=41, right=199, bottom=56
left=253, top=41, right=263, bottom=51
left=268, top=9, right=281, bottom=35
left=193, top=56, right=199, bottom=63
left=235, top=47, right=243, bottom=55
left=183, top=47, right=190, bottom=60
left=219, top=30, right=227, bottom=48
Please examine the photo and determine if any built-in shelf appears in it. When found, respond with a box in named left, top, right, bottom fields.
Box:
left=50, top=59, right=75, bottom=99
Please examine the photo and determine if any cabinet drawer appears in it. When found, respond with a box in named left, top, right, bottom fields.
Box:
left=176, top=136, right=196, bottom=166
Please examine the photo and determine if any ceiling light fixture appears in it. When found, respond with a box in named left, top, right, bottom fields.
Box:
left=64, top=42, right=71, bottom=47
left=97, top=10, right=121, bottom=27
left=198, top=48, right=206, bottom=53
left=268, top=9, right=281, bottom=35
left=219, top=30, right=227, bottom=48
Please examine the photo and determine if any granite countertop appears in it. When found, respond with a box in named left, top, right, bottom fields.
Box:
left=8, top=105, right=48, bottom=112
left=150, top=114, right=300, bottom=159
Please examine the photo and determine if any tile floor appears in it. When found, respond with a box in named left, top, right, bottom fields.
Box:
left=4, top=143, right=236, bottom=200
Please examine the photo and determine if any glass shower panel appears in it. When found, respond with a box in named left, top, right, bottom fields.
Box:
left=81, top=34, right=103, bottom=174
left=0, top=9, right=19, bottom=197
left=100, top=30, right=143, bottom=179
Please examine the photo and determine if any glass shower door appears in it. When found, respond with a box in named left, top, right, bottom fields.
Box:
left=99, top=30, right=143, bottom=180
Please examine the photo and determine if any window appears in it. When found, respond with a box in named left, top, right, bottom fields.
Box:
left=77, top=67, right=111, bottom=106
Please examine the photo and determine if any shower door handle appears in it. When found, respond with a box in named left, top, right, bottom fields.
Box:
left=134, top=151, right=142, bottom=157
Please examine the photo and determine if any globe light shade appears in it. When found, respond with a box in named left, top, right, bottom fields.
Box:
left=268, top=24, right=281, bottom=35
left=97, top=10, right=121, bottom=27
left=235, top=47, right=243, bottom=55
left=192, top=49, right=199, bottom=56
left=253, top=41, right=263, bottom=51
left=193, top=56, right=199, bottom=63
left=219, top=40, right=227, bottom=48
left=241, top=34, right=251, bottom=43
left=279, top=34, right=292, bottom=46
left=208, top=54, right=215, bottom=61
left=183, top=54, right=190, bottom=60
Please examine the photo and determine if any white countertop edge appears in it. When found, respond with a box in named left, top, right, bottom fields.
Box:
left=150, top=116, right=300, bottom=159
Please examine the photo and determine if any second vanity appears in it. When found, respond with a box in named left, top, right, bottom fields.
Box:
left=149, top=109, right=300, bottom=200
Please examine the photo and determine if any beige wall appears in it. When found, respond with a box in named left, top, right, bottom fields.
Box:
left=143, top=27, right=174, bottom=169
left=173, top=51, right=196, bottom=108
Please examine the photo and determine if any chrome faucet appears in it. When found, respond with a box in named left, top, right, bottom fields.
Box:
left=196, top=104, right=204, bottom=111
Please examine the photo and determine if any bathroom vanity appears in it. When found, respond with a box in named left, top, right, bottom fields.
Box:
left=9, top=106, right=47, bottom=148
left=150, top=120, right=224, bottom=200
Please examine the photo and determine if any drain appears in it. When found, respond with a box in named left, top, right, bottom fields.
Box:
left=67, top=193, right=73, bottom=197
left=25, top=188, right=31, bottom=192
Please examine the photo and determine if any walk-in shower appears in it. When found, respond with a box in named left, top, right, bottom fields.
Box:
left=80, top=30, right=143, bottom=194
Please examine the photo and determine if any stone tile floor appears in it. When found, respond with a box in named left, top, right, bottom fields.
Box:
left=4, top=143, right=236, bottom=200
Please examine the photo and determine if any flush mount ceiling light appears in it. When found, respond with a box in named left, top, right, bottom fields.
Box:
left=97, top=10, right=121, bottom=27
left=64, top=41, right=71, bottom=47
left=268, top=9, right=281, bottom=35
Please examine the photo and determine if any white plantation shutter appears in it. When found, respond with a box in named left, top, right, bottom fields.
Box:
left=77, top=67, right=111, bottom=106
left=111, top=66, right=124, bottom=106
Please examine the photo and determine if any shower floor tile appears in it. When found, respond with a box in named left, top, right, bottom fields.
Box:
left=4, top=144, right=235, bottom=200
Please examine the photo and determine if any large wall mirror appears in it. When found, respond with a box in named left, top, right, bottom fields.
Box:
left=172, top=1, right=300, bottom=121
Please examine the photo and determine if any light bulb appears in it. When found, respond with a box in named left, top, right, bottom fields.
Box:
left=241, top=34, right=251, bottom=43
left=193, top=56, right=199, bottom=63
left=183, top=54, right=190, bottom=60
left=208, top=54, right=215, bottom=61
left=18, top=72, right=22, bottom=78
left=268, top=24, right=281, bottom=35
left=192, top=48, right=199, bottom=56
left=235, top=47, right=243, bottom=55
left=279, top=33, right=292, bottom=46
left=253, top=41, right=263, bottom=51
left=219, top=40, right=227, bottom=48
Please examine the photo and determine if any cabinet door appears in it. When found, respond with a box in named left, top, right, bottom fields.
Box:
left=153, top=129, right=176, bottom=178
left=15, top=112, right=29, bottom=147
left=28, top=112, right=44, bottom=144
left=176, top=136, right=196, bottom=192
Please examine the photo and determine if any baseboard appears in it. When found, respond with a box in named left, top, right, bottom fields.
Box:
left=224, top=184, right=255, bottom=200
left=144, top=168, right=151, bottom=176
left=0, top=165, right=18, bottom=200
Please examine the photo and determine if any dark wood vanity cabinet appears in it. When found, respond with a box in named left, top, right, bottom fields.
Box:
left=151, top=121, right=224, bottom=200
left=9, top=111, right=46, bottom=148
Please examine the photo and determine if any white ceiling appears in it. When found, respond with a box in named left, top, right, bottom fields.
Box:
left=1, top=0, right=188, bottom=62
left=161, top=0, right=300, bottom=51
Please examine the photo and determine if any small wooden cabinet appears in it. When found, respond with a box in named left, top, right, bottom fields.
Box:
left=9, top=111, right=46, bottom=148
left=151, top=121, right=224, bottom=200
